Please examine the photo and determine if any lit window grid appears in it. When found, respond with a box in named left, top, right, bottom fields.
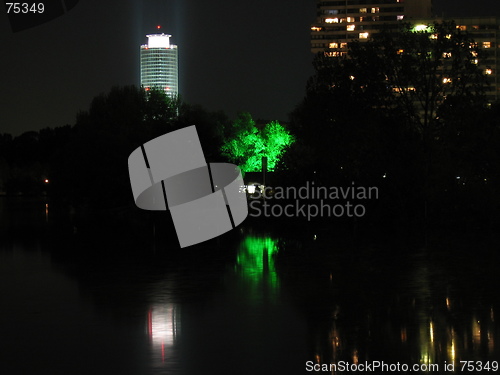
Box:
left=311, top=1, right=500, bottom=98
left=312, top=0, right=430, bottom=55
left=312, top=15, right=410, bottom=53
left=140, top=48, right=178, bottom=97
left=313, top=15, right=500, bottom=102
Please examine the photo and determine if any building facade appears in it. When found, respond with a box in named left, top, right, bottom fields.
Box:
left=311, top=1, right=500, bottom=102
left=414, top=17, right=500, bottom=102
left=140, top=33, right=178, bottom=98
left=311, top=0, right=433, bottom=55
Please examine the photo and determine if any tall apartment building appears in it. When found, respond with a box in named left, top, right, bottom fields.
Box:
left=140, top=33, right=179, bottom=98
left=311, top=0, right=433, bottom=55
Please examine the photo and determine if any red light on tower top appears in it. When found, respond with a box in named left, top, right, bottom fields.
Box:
left=157, top=25, right=161, bottom=30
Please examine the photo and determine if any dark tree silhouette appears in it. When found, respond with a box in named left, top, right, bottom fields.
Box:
left=287, top=21, right=499, bottom=230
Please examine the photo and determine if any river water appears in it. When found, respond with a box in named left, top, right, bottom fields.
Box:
left=0, top=197, right=499, bottom=374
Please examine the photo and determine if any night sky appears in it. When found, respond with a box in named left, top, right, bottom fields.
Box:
left=1, top=0, right=499, bottom=136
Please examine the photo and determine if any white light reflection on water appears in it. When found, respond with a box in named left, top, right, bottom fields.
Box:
left=147, top=303, right=180, bottom=368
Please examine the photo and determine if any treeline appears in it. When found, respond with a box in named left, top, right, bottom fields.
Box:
left=0, top=126, right=72, bottom=195
left=2, top=22, right=500, bottom=235
left=0, top=86, right=229, bottom=212
left=276, top=22, right=500, bottom=232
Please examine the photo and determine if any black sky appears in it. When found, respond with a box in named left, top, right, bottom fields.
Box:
left=1, top=0, right=499, bottom=136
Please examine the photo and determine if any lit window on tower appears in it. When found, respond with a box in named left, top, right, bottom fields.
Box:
left=325, top=51, right=347, bottom=57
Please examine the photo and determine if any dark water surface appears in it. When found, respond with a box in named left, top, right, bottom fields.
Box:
left=0, top=197, right=499, bottom=374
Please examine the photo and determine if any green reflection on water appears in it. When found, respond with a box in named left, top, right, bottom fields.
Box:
left=235, top=235, right=280, bottom=296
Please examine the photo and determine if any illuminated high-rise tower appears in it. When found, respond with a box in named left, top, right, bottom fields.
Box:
left=140, top=33, right=178, bottom=97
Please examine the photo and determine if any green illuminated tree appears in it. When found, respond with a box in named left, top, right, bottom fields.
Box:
left=221, top=113, right=294, bottom=173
